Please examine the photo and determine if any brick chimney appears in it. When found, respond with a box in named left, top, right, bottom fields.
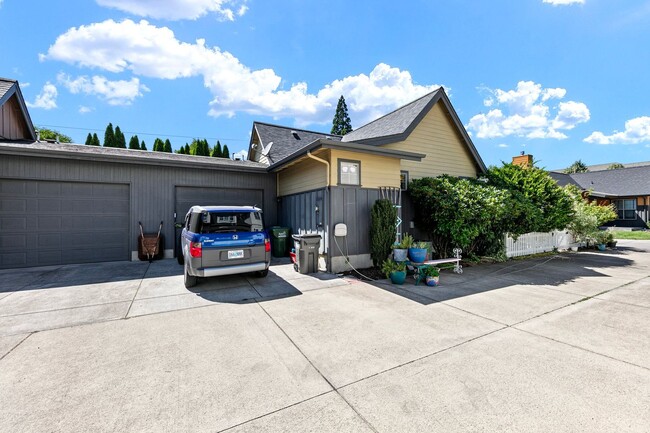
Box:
left=512, top=152, right=533, bottom=168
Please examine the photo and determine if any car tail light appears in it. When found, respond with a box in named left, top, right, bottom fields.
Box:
left=264, top=238, right=271, bottom=253
left=190, top=242, right=202, bottom=258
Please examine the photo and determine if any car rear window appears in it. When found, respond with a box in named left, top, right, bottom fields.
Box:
left=199, top=211, right=264, bottom=234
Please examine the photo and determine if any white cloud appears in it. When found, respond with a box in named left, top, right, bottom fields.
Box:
left=42, top=19, right=441, bottom=126
left=584, top=116, right=650, bottom=145
left=26, top=82, right=58, bottom=110
left=79, top=106, right=95, bottom=114
left=498, top=144, right=509, bottom=148
left=543, top=0, right=584, bottom=5
left=57, top=73, right=149, bottom=105
left=466, top=81, right=589, bottom=139
left=95, top=0, right=248, bottom=21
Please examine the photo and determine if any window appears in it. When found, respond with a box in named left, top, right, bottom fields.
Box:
left=613, top=199, right=636, bottom=220
left=400, top=171, right=409, bottom=191
left=338, top=159, right=360, bottom=185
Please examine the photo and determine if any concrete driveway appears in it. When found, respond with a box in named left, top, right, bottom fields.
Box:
left=1, top=241, right=649, bottom=432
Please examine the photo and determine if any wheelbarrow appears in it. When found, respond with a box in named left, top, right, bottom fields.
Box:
left=138, top=221, right=164, bottom=262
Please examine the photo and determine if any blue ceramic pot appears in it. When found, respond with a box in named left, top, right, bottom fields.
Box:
left=408, top=248, right=427, bottom=263
left=390, top=270, right=407, bottom=284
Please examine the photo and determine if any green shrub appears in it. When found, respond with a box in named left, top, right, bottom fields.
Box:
left=370, top=199, right=397, bottom=266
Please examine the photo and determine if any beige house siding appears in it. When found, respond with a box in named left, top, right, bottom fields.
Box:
left=383, top=101, right=478, bottom=179
left=329, top=149, right=400, bottom=188
left=278, top=152, right=329, bottom=196
left=0, top=95, right=30, bottom=141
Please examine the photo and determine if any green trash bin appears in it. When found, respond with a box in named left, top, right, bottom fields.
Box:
left=269, top=226, right=290, bottom=257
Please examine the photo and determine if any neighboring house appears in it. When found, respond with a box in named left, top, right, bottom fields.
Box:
left=1, top=77, right=486, bottom=271
left=550, top=168, right=650, bottom=228
left=249, top=88, right=487, bottom=272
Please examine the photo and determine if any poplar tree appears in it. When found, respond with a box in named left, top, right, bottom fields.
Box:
left=114, top=126, right=127, bottom=148
left=331, top=95, right=353, bottom=135
left=128, top=135, right=140, bottom=150
left=104, top=123, right=115, bottom=147
left=212, top=140, right=222, bottom=157
left=85, top=133, right=93, bottom=146
left=91, top=133, right=101, bottom=146
left=140, top=140, right=147, bottom=151
left=222, top=144, right=230, bottom=159
left=163, top=139, right=172, bottom=153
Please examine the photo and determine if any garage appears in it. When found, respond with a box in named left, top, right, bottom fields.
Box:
left=0, top=179, right=130, bottom=269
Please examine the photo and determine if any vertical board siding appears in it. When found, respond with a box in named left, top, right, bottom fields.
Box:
left=0, top=95, right=30, bottom=140
left=329, top=186, right=379, bottom=257
left=0, top=155, right=277, bottom=256
left=278, top=188, right=328, bottom=253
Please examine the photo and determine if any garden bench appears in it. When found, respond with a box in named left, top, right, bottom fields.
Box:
left=422, top=248, right=463, bottom=274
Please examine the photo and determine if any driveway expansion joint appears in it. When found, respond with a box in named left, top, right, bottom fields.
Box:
left=0, top=332, right=32, bottom=361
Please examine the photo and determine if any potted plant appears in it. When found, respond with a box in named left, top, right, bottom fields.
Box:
left=605, top=231, right=617, bottom=248
left=408, top=241, right=428, bottom=264
left=420, top=266, right=440, bottom=286
left=594, top=231, right=609, bottom=251
left=381, top=259, right=407, bottom=284
left=393, top=234, right=413, bottom=262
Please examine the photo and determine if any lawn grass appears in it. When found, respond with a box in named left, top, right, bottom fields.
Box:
left=611, top=230, right=650, bottom=240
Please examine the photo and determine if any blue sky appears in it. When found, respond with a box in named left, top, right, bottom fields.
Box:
left=1, top=0, right=649, bottom=169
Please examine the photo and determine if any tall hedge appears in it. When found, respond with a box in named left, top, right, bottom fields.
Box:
left=370, top=199, right=397, bottom=266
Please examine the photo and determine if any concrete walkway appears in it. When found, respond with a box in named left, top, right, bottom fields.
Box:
left=1, top=241, right=648, bottom=432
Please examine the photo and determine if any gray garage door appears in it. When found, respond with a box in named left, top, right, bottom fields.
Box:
left=174, top=186, right=264, bottom=221
left=0, top=179, right=130, bottom=269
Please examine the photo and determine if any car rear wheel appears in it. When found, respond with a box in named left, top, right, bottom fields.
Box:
left=184, top=261, right=198, bottom=288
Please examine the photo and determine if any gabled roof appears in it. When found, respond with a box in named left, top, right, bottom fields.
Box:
left=267, top=138, right=425, bottom=172
left=0, top=77, right=36, bottom=141
left=249, top=122, right=341, bottom=164
left=548, top=171, right=581, bottom=188
left=562, top=165, right=650, bottom=197
left=340, top=87, right=486, bottom=173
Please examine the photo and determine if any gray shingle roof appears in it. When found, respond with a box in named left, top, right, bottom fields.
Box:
left=341, top=89, right=442, bottom=143
left=0, top=140, right=269, bottom=172
left=252, top=122, right=341, bottom=164
left=561, top=165, right=650, bottom=196
left=549, top=172, right=581, bottom=188
left=0, top=78, right=16, bottom=103
left=552, top=160, right=650, bottom=173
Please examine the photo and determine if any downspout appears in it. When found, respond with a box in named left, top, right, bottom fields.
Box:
left=307, top=151, right=330, bottom=271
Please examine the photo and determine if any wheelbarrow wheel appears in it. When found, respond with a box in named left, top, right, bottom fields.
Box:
left=184, top=261, right=198, bottom=288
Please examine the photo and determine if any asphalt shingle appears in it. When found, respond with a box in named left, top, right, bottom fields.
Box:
left=253, top=122, right=341, bottom=164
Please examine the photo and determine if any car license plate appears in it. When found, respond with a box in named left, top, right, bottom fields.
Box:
left=228, top=250, right=244, bottom=259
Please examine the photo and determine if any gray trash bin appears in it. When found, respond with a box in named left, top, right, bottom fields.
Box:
left=292, top=234, right=321, bottom=274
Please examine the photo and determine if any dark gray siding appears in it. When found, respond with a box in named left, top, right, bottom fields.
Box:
left=328, top=186, right=379, bottom=258
left=278, top=188, right=328, bottom=234
left=0, top=154, right=277, bottom=265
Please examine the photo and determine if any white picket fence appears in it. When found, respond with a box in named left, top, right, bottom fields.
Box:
left=505, top=230, right=574, bottom=258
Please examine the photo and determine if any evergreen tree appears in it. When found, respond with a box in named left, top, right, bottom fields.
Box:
left=85, top=133, right=93, bottom=146
left=564, top=160, right=589, bottom=174
left=140, top=140, right=147, bottom=151
left=128, top=135, right=140, bottom=150
left=114, top=126, right=126, bottom=148
left=91, top=133, right=101, bottom=146
left=153, top=138, right=164, bottom=152
left=212, top=140, right=222, bottom=157
left=163, top=139, right=172, bottom=153
left=103, top=123, right=115, bottom=147
left=331, top=95, right=353, bottom=135
left=184, top=143, right=190, bottom=155
left=177, top=146, right=185, bottom=154
left=222, top=144, right=230, bottom=159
